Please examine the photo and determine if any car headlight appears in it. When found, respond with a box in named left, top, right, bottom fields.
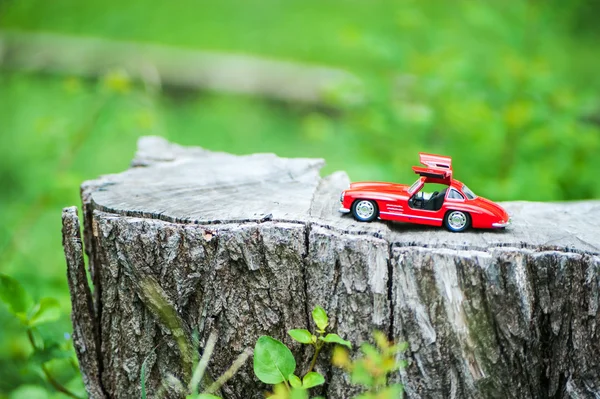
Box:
left=340, top=191, right=345, bottom=203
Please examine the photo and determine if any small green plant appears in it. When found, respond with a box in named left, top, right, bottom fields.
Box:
left=0, top=274, right=83, bottom=398
left=252, top=306, right=407, bottom=399
left=252, top=335, right=325, bottom=399
left=331, top=330, right=408, bottom=399
left=288, top=305, right=352, bottom=375
left=253, top=305, right=350, bottom=399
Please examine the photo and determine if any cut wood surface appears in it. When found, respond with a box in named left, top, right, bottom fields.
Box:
left=63, top=137, right=600, bottom=399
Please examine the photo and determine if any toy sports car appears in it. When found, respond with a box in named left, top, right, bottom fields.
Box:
left=339, top=153, right=510, bottom=232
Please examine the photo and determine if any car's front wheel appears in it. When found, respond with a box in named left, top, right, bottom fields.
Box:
left=351, top=199, right=378, bottom=222
left=444, top=210, right=470, bottom=232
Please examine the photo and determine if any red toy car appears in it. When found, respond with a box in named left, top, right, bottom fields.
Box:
left=339, top=153, right=510, bottom=232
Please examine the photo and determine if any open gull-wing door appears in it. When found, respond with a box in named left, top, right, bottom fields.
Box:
left=412, top=153, right=452, bottom=181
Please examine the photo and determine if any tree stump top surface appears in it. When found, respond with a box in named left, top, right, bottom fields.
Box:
left=87, top=136, right=600, bottom=254
left=69, top=137, right=600, bottom=399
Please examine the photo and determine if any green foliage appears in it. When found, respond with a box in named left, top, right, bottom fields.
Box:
left=332, top=331, right=407, bottom=399
left=301, top=373, right=325, bottom=389
left=1, top=1, right=599, bottom=396
left=0, top=274, right=34, bottom=318
left=320, top=333, right=352, bottom=349
left=256, top=308, right=404, bottom=398
left=287, top=330, right=314, bottom=345
left=0, top=274, right=83, bottom=399
left=311, top=307, right=328, bottom=333
left=286, top=372, right=324, bottom=391
left=266, top=383, right=312, bottom=399
left=29, top=299, right=62, bottom=328
left=252, top=306, right=351, bottom=397
left=253, top=336, right=297, bottom=385
left=0, top=275, right=61, bottom=331
left=288, top=374, right=302, bottom=389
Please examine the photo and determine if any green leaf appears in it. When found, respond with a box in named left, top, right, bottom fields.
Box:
left=320, top=333, right=352, bottom=349
left=0, top=274, right=33, bottom=318
left=195, top=394, right=222, bottom=399
left=288, top=373, right=302, bottom=388
left=29, top=298, right=61, bottom=326
left=42, top=358, right=79, bottom=387
left=302, top=372, right=325, bottom=389
left=290, top=388, right=308, bottom=399
left=31, top=342, right=72, bottom=364
left=360, top=343, right=381, bottom=360
left=311, top=306, right=328, bottom=331
left=288, top=329, right=314, bottom=344
left=350, top=360, right=374, bottom=387
left=253, top=336, right=296, bottom=384
left=7, top=384, right=49, bottom=399
left=29, top=327, right=45, bottom=350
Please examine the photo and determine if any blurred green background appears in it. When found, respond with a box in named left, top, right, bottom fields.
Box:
left=0, top=0, right=599, bottom=397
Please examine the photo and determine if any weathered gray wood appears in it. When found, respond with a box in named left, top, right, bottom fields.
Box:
left=62, top=207, right=105, bottom=399
left=0, top=30, right=363, bottom=106
left=63, top=136, right=600, bottom=399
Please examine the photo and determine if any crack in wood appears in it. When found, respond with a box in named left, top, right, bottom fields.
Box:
left=63, top=137, right=600, bottom=399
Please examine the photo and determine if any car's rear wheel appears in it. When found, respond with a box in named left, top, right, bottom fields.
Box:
left=444, top=210, right=470, bottom=232
left=352, top=199, right=378, bottom=222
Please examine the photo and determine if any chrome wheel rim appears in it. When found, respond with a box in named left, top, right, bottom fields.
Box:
left=448, top=211, right=467, bottom=230
left=355, top=200, right=375, bottom=219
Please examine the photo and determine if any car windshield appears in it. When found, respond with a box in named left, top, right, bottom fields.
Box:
left=408, top=178, right=421, bottom=194
left=462, top=185, right=477, bottom=199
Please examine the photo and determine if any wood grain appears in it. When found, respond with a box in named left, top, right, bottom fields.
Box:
left=63, top=137, right=600, bottom=398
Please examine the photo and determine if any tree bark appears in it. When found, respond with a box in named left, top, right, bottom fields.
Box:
left=62, top=136, right=600, bottom=399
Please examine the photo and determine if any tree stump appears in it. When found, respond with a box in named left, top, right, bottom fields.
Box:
left=62, top=137, right=600, bottom=399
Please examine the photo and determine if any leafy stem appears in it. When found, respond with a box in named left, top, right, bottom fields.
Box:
left=27, top=329, right=82, bottom=399
left=306, top=339, right=324, bottom=376
left=282, top=377, right=291, bottom=392
left=253, top=306, right=351, bottom=397
left=41, top=364, right=81, bottom=399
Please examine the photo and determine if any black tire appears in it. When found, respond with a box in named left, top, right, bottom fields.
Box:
left=444, top=210, right=471, bottom=232
left=351, top=199, right=379, bottom=222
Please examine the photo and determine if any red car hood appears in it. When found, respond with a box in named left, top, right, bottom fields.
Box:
left=472, top=196, right=509, bottom=220
left=349, top=182, right=409, bottom=193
